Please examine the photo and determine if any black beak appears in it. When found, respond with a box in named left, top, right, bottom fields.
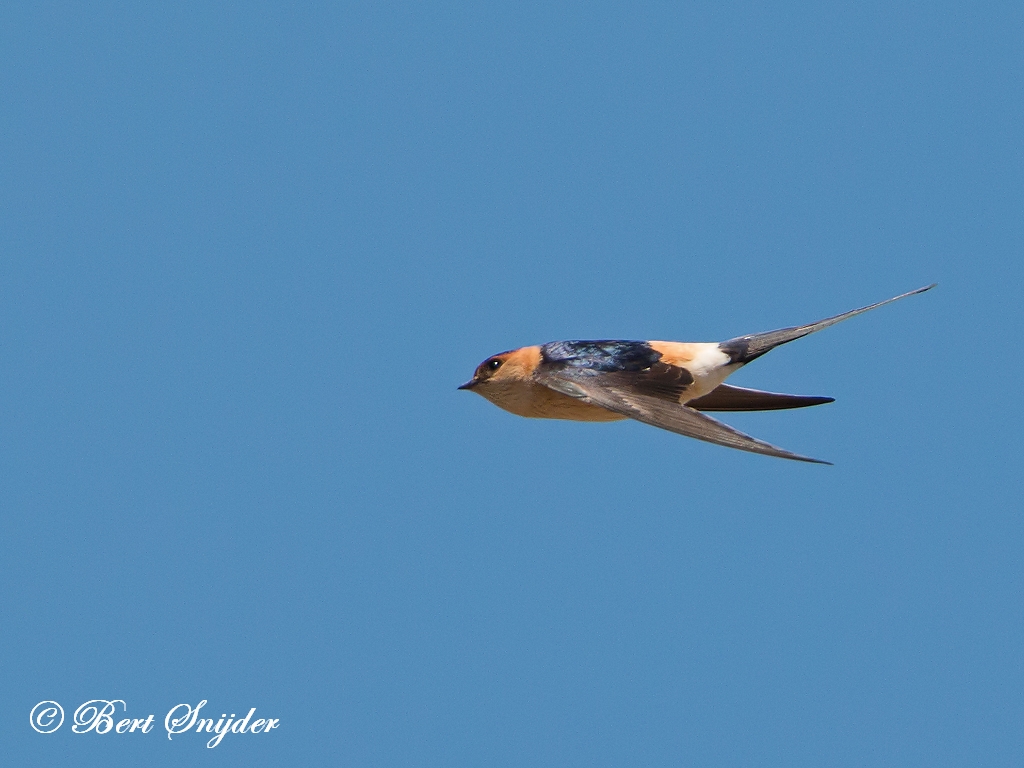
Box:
left=458, top=380, right=476, bottom=390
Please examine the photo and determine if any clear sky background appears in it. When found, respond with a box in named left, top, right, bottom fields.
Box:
left=3, top=2, right=1022, bottom=766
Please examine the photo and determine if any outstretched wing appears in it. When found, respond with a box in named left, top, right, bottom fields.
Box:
left=534, top=368, right=830, bottom=464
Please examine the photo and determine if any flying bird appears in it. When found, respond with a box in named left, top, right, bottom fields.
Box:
left=459, top=284, right=935, bottom=464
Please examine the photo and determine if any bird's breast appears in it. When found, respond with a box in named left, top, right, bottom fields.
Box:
left=480, top=379, right=626, bottom=422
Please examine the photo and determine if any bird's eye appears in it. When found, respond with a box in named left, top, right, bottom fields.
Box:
left=487, top=359, right=503, bottom=371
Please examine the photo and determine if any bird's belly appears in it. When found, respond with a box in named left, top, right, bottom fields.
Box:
left=484, top=381, right=626, bottom=422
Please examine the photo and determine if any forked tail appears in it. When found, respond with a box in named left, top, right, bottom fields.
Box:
left=719, top=284, right=936, bottom=365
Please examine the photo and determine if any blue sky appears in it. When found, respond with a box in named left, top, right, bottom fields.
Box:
left=3, top=2, right=1022, bottom=766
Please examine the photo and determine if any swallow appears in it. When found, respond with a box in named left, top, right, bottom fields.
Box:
left=459, top=284, right=935, bottom=464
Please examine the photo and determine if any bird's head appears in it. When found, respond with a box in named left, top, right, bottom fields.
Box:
left=458, top=346, right=540, bottom=393
left=458, top=352, right=512, bottom=391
